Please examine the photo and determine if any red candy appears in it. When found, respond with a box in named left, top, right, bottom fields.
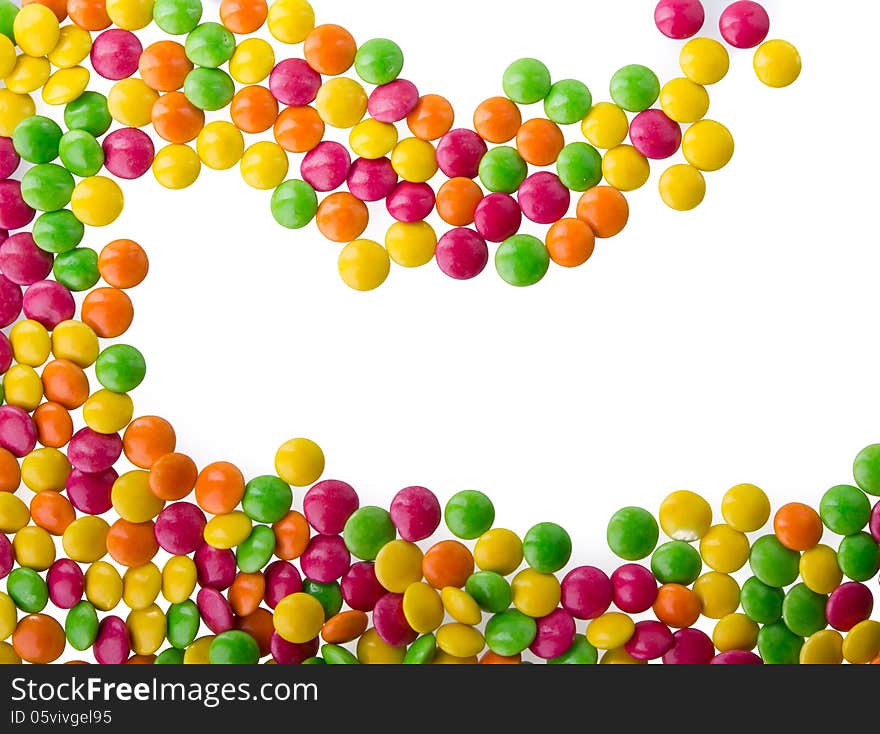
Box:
left=473, top=193, right=522, bottom=243
left=341, top=561, right=385, bottom=612
left=0, top=274, right=23, bottom=327
left=386, top=181, right=435, bottom=222
left=194, top=543, right=236, bottom=591
left=270, top=631, right=319, bottom=664
left=612, top=564, right=658, bottom=614
left=624, top=620, right=674, bottom=660
left=662, top=627, right=714, bottom=664
left=264, top=560, right=303, bottom=608
left=154, top=502, right=207, bottom=555
left=826, top=582, right=873, bottom=632
left=372, top=592, right=417, bottom=647
left=629, top=109, right=682, bottom=160
left=102, top=128, right=155, bottom=179
left=529, top=607, right=576, bottom=659
left=517, top=172, right=570, bottom=225
left=47, top=559, right=84, bottom=609
left=347, top=157, right=398, bottom=202
left=66, top=468, right=116, bottom=515
left=22, top=280, right=75, bottom=329
left=870, top=501, right=880, bottom=543
left=197, top=587, right=235, bottom=633
left=561, top=566, right=613, bottom=620
left=711, top=650, right=763, bottom=664
left=0, top=233, right=53, bottom=286
left=719, top=0, right=770, bottom=49
left=389, top=486, right=441, bottom=543
left=90, top=29, right=143, bottom=80
left=435, top=227, right=488, bottom=280
left=269, top=59, right=322, bottom=106
left=0, top=333, right=10, bottom=374
left=302, top=480, right=359, bottom=535
left=0, top=180, right=35, bottom=230
left=300, top=534, right=351, bottom=582
left=0, top=534, right=12, bottom=579
left=0, top=137, right=20, bottom=179
left=368, top=79, right=419, bottom=123
left=0, top=405, right=37, bottom=457
left=435, top=129, right=487, bottom=179
left=67, top=428, right=123, bottom=473
left=654, top=0, right=705, bottom=39
left=94, top=616, right=130, bottom=664
left=301, top=141, right=351, bottom=192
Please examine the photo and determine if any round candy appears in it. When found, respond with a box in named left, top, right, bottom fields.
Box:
left=354, top=38, right=403, bottom=86
left=445, top=491, right=494, bottom=540
left=659, top=490, right=711, bottom=541
left=609, top=65, right=660, bottom=113
left=495, top=234, right=550, bottom=288
left=654, top=0, right=705, bottom=39
left=820, top=485, right=871, bottom=537
left=502, top=58, right=551, bottom=105
left=754, top=39, right=801, bottom=88
left=607, top=507, right=659, bottom=561
left=522, top=522, right=571, bottom=574
left=719, top=1, right=770, bottom=49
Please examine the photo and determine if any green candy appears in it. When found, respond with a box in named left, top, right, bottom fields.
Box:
left=154, top=647, right=186, bottom=664
left=0, top=0, right=17, bottom=41
left=154, top=0, right=203, bottom=35
left=740, top=576, right=784, bottom=624
left=354, top=38, right=404, bottom=85
left=343, top=506, right=396, bottom=561
left=478, top=146, right=527, bottom=194
left=403, top=634, right=437, bottom=664
left=13, top=115, right=63, bottom=164
left=184, top=68, right=235, bottom=111
left=522, top=522, right=572, bottom=573
left=185, top=22, right=236, bottom=67
left=782, top=583, right=827, bottom=637
left=607, top=507, right=659, bottom=561
left=64, top=92, right=112, bottom=137
left=485, top=609, right=537, bottom=656
left=757, top=621, right=803, bottom=664
left=303, top=580, right=343, bottom=618
left=610, top=64, right=660, bottom=113
left=544, top=79, right=592, bottom=125
left=167, top=600, right=200, bottom=649
left=465, top=571, right=512, bottom=613
left=58, top=130, right=104, bottom=177
left=271, top=179, right=318, bottom=229
left=32, top=210, right=84, bottom=254
left=236, top=525, right=277, bottom=573
left=242, top=475, right=292, bottom=524
left=53, top=248, right=100, bottom=292
left=65, top=602, right=99, bottom=651
left=853, top=444, right=880, bottom=496
left=302, top=656, right=326, bottom=665
left=321, top=644, right=360, bottom=664
left=548, top=634, right=598, bottom=664
left=651, top=540, right=703, bottom=585
left=7, top=568, right=48, bottom=613
left=95, top=344, right=146, bottom=393
left=503, top=58, right=552, bottom=105
left=749, top=535, right=800, bottom=588
left=445, top=490, right=494, bottom=540
left=495, top=234, right=550, bottom=287
left=21, top=164, right=75, bottom=212
left=209, top=630, right=260, bottom=664
left=820, top=484, right=871, bottom=536
left=838, top=532, right=880, bottom=582
left=557, top=142, right=602, bottom=192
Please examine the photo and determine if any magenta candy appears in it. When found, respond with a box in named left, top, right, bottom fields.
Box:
left=0, top=180, right=34, bottom=230
left=435, top=227, right=488, bottom=280
left=389, top=486, right=441, bottom=542
left=662, top=627, right=714, bottom=664
left=386, top=181, right=435, bottom=222
left=93, top=616, right=130, bottom=664
left=154, top=502, right=206, bottom=555
left=102, top=128, right=154, bottom=180
left=654, top=0, right=705, bottom=39
left=300, top=534, right=351, bottom=583
left=194, top=543, right=236, bottom=591
left=47, top=558, right=84, bottom=609
left=372, top=592, right=418, bottom=647
left=0, top=137, right=19, bottom=179
left=611, top=564, right=658, bottom=614
left=197, top=587, right=235, bottom=634
left=0, top=405, right=37, bottom=457
left=436, top=129, right=487, bottom=179
left=340, top=561, right=385, bottom=612
left=303, top=480, right=359, bottom=535
left=561, top=566, right=613, bottom=620
left=301, top=141, right=351, bottom=192
left=346, top=157, right=398, bottom=202
left=870, top=501, right=880, bottom=543
left=630, top=109, right=682, bottom=160
left=473, top=192, right=522, bottom=243
left=0, top=332, right=11, bottom=374
left=826, top=582, right=873, bottom=632
left=367, top=79, right=419, bottom=123
left=719, top=0, right=770, bottom=49
left=90, top=29, right=142, bottom=80
left=0, top=274, right=22, bottom=328
left=269, top=59, right=322, bottom=106
left=711, top=650, right=763, bottom=664
left=0, top=232, right=53, bottom=285
left=529, top=607, right=576, bottom=659
left=264, top=560, right=303, bottom=609
left=624, top=620, right=674, bottom=661
left=66, top=467, right=116, bottom=515
left=517, top=172, right=570, bottom=225
left=22, top=280, right=75, bottom=329
left=0, top=534, right=12, bottom=579
left=67, top=428, right=122, bottom=473
left=270, top=632, right=319, bottom=664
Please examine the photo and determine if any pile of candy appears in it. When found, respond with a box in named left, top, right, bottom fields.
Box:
left=0, top=0, right=837, bottom=666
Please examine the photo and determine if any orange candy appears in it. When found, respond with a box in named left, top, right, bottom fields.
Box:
left=81, top=287, right=134, bottom=339
left=321, top=610, right=368, bottom=644
left=422, top=540, right=474, bottom=589
left=0, top=446, right=21, bottom=491
left=41, top=359, right=90, bottom=410
left=33, top=402, right=73, bottom=449
left=67, top=0, right=110, bottom=30
left=22, top=0, right=67, bottom=22
left=139, top=42, right=193, bottom=93
left=122, top=416, right=177, bottom=469
left=126, top=654, right=157, bottom=664
left=315, top=192, right=369, bottom=243
left=407, top=95, right=454, bottom=141
left=516, top=118, right=565, bottom=167
left=219, top=0, right=268, bottom=34
left=774, top=502, right=823, bottom=552
left=304, top=24, right=357, bottom=76
left=98, top=240, right=149, bottom=289
left=474, top=97, right=522, bottom=144
left=545, top=218, right=596, bottom=268
left=12, top=614, right=66, bottom=663
left=194, top=461, right=246, bottom=516
left=480, top=651, right=522, bottom=664
left=230, top=86, right=279, bottom=134
left=272, top=510, right=310, bottom=560
left=273, top=106, right=325, bottom=153
left=106, top=519, right=159, bottom=567
left=30, top=491, right=76, bottom=535
left=237, top=608, right=273, bottom=657
left=436, top=177, right=483, bottom=226
left=149, top=452, right=198, bottom=501
left=229, top=572, right=266, bottom=617
left=152, top=92, right=205, bottom=144
left=576, top=186, right=630, bottom=239
left=653, top=583, right=702, bottom=628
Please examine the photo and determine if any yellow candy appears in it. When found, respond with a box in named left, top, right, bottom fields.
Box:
left=659, top=78, right=709, bottom=124
left=0, top=592, right=16, bottom=640
left=680, top=37, right=730, bottom=86
left=0, top=34, right=15, bottom=79
left=195, top=120, right=244, bottom=171
left=203, top=511, right=252, bottom=549
left=112, top=470, right=165, bottom=523
left=682, top=119, right=734, bottom=172
left=0, top=89, right=36, bottom=137
left=3, top=364, right=43, bottom=411
left=754, top=40, right=801, bottom=89
left=47, top=25, right=92, bottom=68
left=315, top=77, right=367, bottom=129
left=0, top=493, right=30, bottom=533
left=721, top=483, right=770, bottom=533
left=240, top=141, right=289, bottom=189
left=699, top=524, right=750, bottom=574
left=71, top=176, right=124, bottom=227
left=436, top=623, right=485, bottom=658
left=659, top=164, right=706, bottom=212
left=274, top=437, right=324, bottom=487
left=511, top=568, right=561, bottom=618
left=356, top=627, right=405, bottom=664
left=350, top=119, right=399, bottom=160
left=52, top=320, right=99, bottom=367
left=440, top=586, right=481, bottom=625
left=0, top=641, right=21, bottom=664
left=602, top=145, right=650, bottom=192
left=338, top=239, right=391, bottom=292
left=659, top=490, right=712, bottom=541
left=432, top=650, right=477, bottom=664
left=184, top=636, right=214, bottom=664
left=581, top=101, right=629, bottom=150
left=13, top=526, right=56, bottom=570
left=273, top=592, right=324, bottom=643
left=267, top=0, right=315, bottom=44
left=42, top=66, right=90, bottom=105
left=474, top=528, right=523, bottom=576
left=21, top=447, right=71, bottom=492
left=692, top=572, right=740, bottom=619
left=843, top=620, right=880, bottom=664
left=229, top=38, right=275, bottom=85
left=799, top=544, right=843, bottom=595
left=600, top=646, right=646, bottom=664
left=127, top=604, right=166, bottom=655
left=123, top=563, right=162, bottom=610
left=385, top=221, right=437, bottom=268
left=63, top=516, right=110, bottom=563
left=85, top=561, right=123, bottom=611
left=375, top=540, right=424, bottom=593
left=107, top=0, right=156, bottom=30
left=800, top=629, right=843, bottom=665
left=162, top=555, right=198, bottom=603
left=713, top=613, right=758, bottom=652
left=5, top=54, right=50, bottom=95
left=587, top=612, right=635, bottom=650
left=108, top=78, right=158, bottom=128
left=391, top=137, right=438, bottom=183
left=13, top=4, right=60, bottom=57
left=402, top=582, right=444, bottom=633
left=10, top=319, right=51, bottom=366
left=83, top=389, right=134, bottom=435
left=153, top=144, right=201, bottom=189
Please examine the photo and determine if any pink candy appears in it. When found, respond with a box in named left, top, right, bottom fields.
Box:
left=0, top=233, right=53, bottom=286
left=711, top=650, right=763, bottom=664
left=870, top=501, right=880, bottom=543
left=303, top=480, right=359, bottom=535
left=301, top=141, right=351, bottom=192
left=22, top=279, right=75, bottom=329
left=0, top=137, right=20, bottom=179
left=0, top=534, right=12, bottom=579
left=67, top=428, right=122, bottom=473
left=194, top=544, right=236, bottom=591
left=154, top=502, right=207, bottom=555
left=102, top=128, right=155, bottom=180
left=436, top=129, right=487, bottom=179
left=611, top=564, right=658, bottom=614
left=624, top=620, right=674, bottom=660
left=90, top=29, right=142, bottom=80
left=0, top=333, right=10, bottom=374
left=0, top=180, right=34, bottom=230
left=389, top=486, right=441, bottom=542
left=629, top=109, right=682, bottom=160
left=66, top=467, right=117, bottom=515
left=270, top=632, right=318, bottom=664
left=474, top=193, right=522, bottom=243
left=435, top=227, right=488, bottom=280
left=662, top=627, right=714, bottom=664
left=47, top=559, right=84, bottom=609
left=0, top=405, right=37, bottom=457
left=264, top=560, right=303, bottom=608
left=94, top=616, right=130, bottom=664
left=518, top=172, right=570, bottom=224
left=719, top=0, right=770, bottom=49
left=372, top=592, right=417, bottom=647
left=300, top=534, right=351, bottom=583
left=530, top=608, right=576, bottom=659
left=0, top=274, right=22, bottom=328
left=197, top=587, right=235, bottom=634
left=826, top=582, right=873, bottom=632
left=654, top=0, right=705, bottom=39
left=341, top=561, right=385, bottom=612
left=347, top=157, right=398, bottom=202
left=386, top=182, right=435, bottom=222
left=561, top=566, right=613, bottom=620
left=368, top=79, right=419, bottom=123
left=269, top=59, right=322, bottom=106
